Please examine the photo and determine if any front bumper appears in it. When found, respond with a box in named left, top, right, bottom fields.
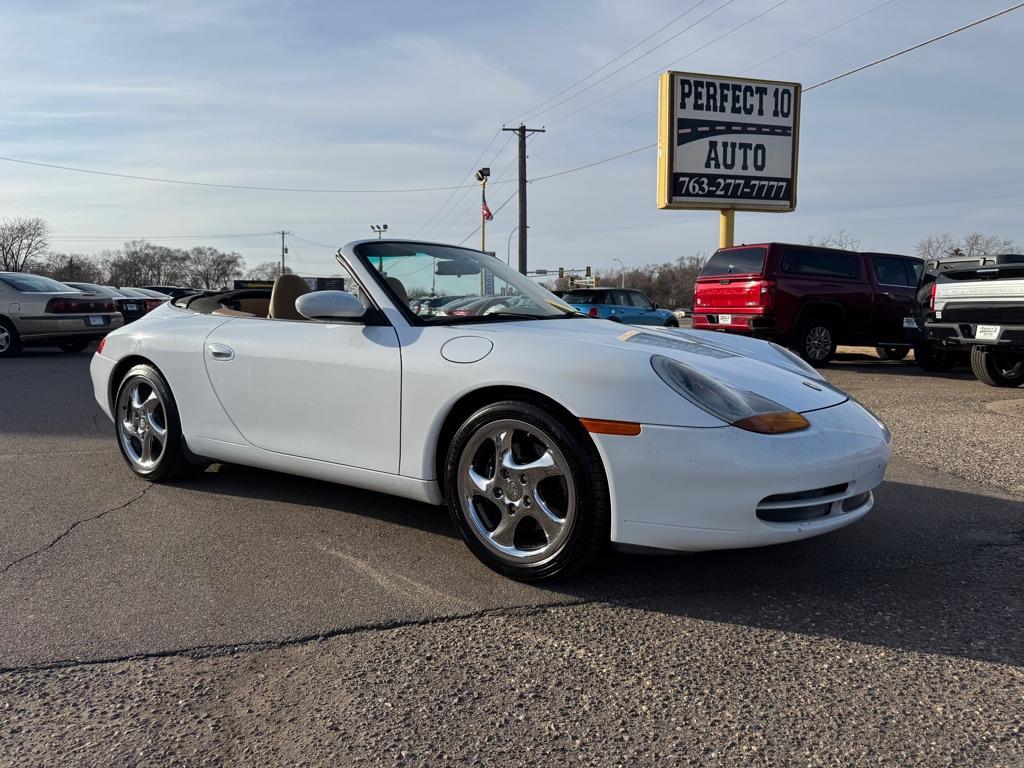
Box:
left=927, top=321, right=1024, bottom=349
left=592, top=399, right=891, bottom=552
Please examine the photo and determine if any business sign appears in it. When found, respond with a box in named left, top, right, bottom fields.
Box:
left=657, top=71, right=800, bottom=212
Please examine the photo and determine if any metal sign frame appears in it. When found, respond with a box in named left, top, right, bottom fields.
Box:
left=657, top=70, right=801, bottom=213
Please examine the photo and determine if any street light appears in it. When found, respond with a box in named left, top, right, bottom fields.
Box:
left=612, top=257, right=625, bottom=288
left=370, top=224, right=388, bottom=239
left=506, top=226, right=526, bottom=267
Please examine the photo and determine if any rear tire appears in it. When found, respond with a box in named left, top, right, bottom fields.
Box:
left=875, top=345, right=909, bottom=361
left=444, top=400, right=609, bottom=581
left=914, top=343, right=956, bottom=372
left=0, top=318, right=22, bottom=357
left=970, top=346, right=1024, bottom=388
left=114, top=364, right=200, bottom=481
left=59, top=340, right=91, bottom=353
left=794, top=317, right=837, bottom=367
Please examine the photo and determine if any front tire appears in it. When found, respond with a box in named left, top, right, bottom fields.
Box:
left=0, top=318, right=22, bottom=357
left=794, top=318, right=837, bottom=367
left=876, top=345, right=909, bottom=361
left=114, top=364, right=198, bottom=480
left=664, top=317, right=679, bottom=328
left=444, top=401, right=609, bottom=581
left=970, top=346, right=1024, bottom=387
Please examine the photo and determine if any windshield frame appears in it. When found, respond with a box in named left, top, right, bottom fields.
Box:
left=350, top=240, right=576, bottom=326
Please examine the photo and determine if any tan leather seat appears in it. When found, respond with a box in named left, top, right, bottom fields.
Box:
left=268, top=274, right=312, bottom=320
left=385, top=276, right=410, bottom=306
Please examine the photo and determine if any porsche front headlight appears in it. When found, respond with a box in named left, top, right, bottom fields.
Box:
left=650, top=355, right=809, bottom=434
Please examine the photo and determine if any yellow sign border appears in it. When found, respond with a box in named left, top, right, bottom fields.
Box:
left=657, top=70, right=801, bottom=213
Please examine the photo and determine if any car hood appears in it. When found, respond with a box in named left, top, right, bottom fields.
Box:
left=477, top=318, right=848, bottom=414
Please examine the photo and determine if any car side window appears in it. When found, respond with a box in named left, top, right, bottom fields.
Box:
left=627, top=291, right=652, bottom=309
left=872, top=256, right=914, bottom=287
left=613, top=291, right=631, bottom=306
left=781, top=249, right=861, bottom=280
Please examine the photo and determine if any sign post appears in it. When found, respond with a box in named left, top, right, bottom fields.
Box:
left=657, top=71, right=801, bottom=248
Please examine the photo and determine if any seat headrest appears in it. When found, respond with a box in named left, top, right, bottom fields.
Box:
left=269, top=274, right=312, bottom=320
left=385, top=276, right=410, bottom=306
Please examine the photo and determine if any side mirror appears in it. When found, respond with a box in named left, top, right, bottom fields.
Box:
left=295, top=290, right=365, bottom=321
left=652, top=302, right=659, bottom=310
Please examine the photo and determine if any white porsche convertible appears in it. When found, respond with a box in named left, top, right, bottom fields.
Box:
left=91, top=240, right=891, bottom=580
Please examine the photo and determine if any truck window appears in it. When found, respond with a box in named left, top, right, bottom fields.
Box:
left=872, top=256, right=914, bottom=287
left=700, top=247, right=767, bottom=277
left=782, top=249, right=861, bottom=280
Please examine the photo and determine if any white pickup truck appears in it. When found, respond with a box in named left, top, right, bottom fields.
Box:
left=925, top=254, right=1024, bottom=387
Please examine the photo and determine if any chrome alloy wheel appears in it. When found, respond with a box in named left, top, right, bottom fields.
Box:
left=806, top=326, right=833, bottom=361
left=456, top=419, right=576, bottom=565
left=0, top=326, right=10, bottom=353
left=116, top=377, right=168, bottom=471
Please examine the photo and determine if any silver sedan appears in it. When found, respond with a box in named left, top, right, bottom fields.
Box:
left=0, top=272, right=124, bottom=356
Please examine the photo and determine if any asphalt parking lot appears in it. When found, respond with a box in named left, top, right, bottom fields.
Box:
left=1, top=345, right=1023, bottom=767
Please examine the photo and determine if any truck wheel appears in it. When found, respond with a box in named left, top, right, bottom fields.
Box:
left=970, top=347, right=1024, bottom=388
left=876, top=346, right=909, bottom=361
left=914, top=344, right=956, bottom=373
left=795, top=318, right=836, bottom=367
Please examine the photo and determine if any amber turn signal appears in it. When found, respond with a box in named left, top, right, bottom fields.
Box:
left=732, top=411, right=809, bottom=434
left=580, top=418, right=643, bottom=436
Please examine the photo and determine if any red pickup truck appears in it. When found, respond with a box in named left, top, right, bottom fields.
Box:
left=693, top=242, right=923, bottom=365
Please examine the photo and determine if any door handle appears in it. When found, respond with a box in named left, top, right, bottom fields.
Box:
left=207, top=343, right=235, bottom=361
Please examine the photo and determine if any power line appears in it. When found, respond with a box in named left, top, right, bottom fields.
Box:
left=740, top=0, right=898, bottom=74
left=804, top=1, right=1024, bottom=92
left=420, top=132, right=515, bottom=239
left=0, top=154, right=509, bottom=194
left=455, top=2, right=1024, bottom=240
left=458, top=190, right=519, bottom=246
left=521, top=0, right=739, bottom=124
left=414, top=129, right=503, bottom=235
left=49, top=231, right=280, bottom=242
left=511, top=0, right=713, bottom=123
left=545, top=0, right=790, bottom=127
left=437, top=134, right=536, bottom=241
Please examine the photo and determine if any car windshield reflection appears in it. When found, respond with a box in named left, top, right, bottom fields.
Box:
left=353, top=242, right=576, bottom=323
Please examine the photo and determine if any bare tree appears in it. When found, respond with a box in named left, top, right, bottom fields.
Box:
left=186, top=247, right=244, bottom=289
left=35, top=252, right=104, bottom=283
left=916, top=232, right=1018, bottom=260
left=808, top=230, right=860, bottom=251
left=916, top=233, right=957, bottom=261
left=244, top=261, right=293, bottom=280
left=961, top=232, right=1017, bottom=257
left=0, top=217, right=50, bottom=271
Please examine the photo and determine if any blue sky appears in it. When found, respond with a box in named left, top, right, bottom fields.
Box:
left=1, top=0, right=1021, bottom=275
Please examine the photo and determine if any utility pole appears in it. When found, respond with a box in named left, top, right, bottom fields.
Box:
left=503, top=124, right=545, bottom=274
left=279, top=230, right=290, bottom=275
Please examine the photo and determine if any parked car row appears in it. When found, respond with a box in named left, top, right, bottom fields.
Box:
left=0, top=273, right=173, bottom=357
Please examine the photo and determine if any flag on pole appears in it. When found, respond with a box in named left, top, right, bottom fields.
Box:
left=481, top=188, right=494, bottom=221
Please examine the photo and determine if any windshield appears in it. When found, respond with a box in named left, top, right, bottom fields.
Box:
left=700, top=247, right=767, bottom=277
left=353, top=242, right=576, bottom=323
left=0, top=274, right=75, bottom=293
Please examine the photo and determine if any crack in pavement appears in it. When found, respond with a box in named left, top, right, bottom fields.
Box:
left=0, top=542, right=1000, bottom=676
left=0, top=484, right=153, bottom=578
